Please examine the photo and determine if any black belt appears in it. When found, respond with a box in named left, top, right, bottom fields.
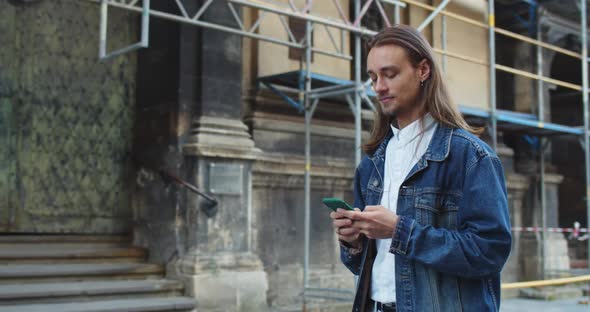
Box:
left=375, top=301, right=396, bottom=312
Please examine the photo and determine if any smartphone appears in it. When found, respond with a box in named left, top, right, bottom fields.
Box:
left=322, top=197, right=354, bottom=212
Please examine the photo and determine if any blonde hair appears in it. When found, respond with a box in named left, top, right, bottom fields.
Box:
left=363, top=25, right=482, bottom=155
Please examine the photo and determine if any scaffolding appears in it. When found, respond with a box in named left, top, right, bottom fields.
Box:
left=93, top=0, right=590, bottom=305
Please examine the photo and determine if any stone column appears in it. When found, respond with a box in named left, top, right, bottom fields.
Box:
left=497, top=144, right=528, bottom=298
left=501, top=173, right=529, bottom=298
left=169, top=1, right=267, bottom=311
left=518, top=170, right=567, bottom=281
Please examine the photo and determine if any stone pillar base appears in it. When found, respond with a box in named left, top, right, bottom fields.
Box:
left=184, top=116, right=261, bottom=159
left=520, top=232, right=571, bottom=281
left=170, top=252, right=269, bottom=312
left=179, top=115, right=266, bottom=311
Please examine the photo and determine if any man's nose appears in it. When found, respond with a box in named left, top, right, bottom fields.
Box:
left=374, top=78, right=387, bottom=93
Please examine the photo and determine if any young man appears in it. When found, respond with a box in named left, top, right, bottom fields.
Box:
left=330, top=25, right=512, bottom=312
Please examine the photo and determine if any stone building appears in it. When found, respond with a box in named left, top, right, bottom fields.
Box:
left=0, top=0, right=587, bottom=311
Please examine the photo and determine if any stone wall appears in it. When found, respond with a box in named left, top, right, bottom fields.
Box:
left=247, top=92, right=361, bottom=309
left=0, top=0, right=137, bottom=233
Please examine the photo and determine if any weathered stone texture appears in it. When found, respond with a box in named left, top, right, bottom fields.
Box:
left=247, top=104, right=360, bottom=307
left=0, top=0, right=137, bottom=233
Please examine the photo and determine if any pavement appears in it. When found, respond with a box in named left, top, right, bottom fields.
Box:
left=501, top=297, right=590, bottom=312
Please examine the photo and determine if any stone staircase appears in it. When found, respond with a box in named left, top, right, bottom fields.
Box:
left=0, top=235, right=197, bottom=312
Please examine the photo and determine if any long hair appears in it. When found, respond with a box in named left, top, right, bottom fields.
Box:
left=363, top=25, right=482, bottom=155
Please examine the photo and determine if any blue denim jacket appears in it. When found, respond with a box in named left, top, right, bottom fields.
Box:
left=342, top=124, right=512, bottom=312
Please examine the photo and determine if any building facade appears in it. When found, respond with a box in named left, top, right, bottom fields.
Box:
left=0, top=0, right=587, bottom=311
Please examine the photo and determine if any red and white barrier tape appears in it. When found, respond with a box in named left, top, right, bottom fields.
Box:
left=512, top=227, right=588, bottom=233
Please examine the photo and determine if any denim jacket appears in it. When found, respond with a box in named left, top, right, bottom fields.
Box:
left=341, top=124, right=512, bottom=312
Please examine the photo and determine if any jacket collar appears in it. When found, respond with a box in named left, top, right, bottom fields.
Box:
left=370, top=122, right=453, bottom=162
left=423, top=124, right=453, bottom=162
left=371, top=131, right=393, bottom=160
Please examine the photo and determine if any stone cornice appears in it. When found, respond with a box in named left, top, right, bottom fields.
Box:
left=252, top=153, right=354, bottom=190
left=253, top=153, right=354, bottom=178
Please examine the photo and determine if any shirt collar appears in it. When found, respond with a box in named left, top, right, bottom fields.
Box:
left=370, top=118, right=454, bottom=161
left=390, top=113, right=436, bottom=145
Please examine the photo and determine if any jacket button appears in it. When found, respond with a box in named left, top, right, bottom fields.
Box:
left=372, top=180, right=379, bottom=187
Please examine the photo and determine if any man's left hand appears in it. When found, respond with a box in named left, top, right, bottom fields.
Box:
left=337, top=205, right=399, bottom=239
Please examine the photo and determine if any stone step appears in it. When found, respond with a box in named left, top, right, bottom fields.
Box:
left=0, top=245, right=147, bottom=263
left=0, top=279, right=184, bottom=305
left=0, top=297, right=197, bottom=312
left=0, top=263, right=164, bottom=284
left=0, top=257, right=145, bottom=264
left=0, top=235, right=196, bottom=311
left=0, top=235, right=129, bottom=244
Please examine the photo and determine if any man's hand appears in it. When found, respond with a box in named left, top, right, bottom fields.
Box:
left=338, top=205, right=399, bottom=239
left=330, top=208, right=361, bottom=248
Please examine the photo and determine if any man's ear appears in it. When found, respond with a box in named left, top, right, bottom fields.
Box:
left=418, top=59, right=431, bottom=82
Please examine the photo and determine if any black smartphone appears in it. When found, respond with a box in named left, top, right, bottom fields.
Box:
left=322, top=197, right=354, bottom=212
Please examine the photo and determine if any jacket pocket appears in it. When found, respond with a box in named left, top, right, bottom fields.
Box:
left=414, top=191, right=460, bottom=229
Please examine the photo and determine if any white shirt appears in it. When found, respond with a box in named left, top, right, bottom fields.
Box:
left=370, top=114, right=437, bottom=303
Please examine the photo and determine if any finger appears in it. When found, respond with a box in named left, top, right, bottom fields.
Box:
left=349, top=220, right=368, bottom=230
left=329, top=211, right=347, bottom=220
left=354, top=208, right=361, bottom=212
left=336, top=227, right=357, bottom=237
left=339, top=227, right=360, bottom=236
left=332, top=219, right=351, bottom=228
left=337, top=209, right=364, bottom=221
left=339, top=234, right=359, bottom=243
left=333, top=218, right=352, bottom=228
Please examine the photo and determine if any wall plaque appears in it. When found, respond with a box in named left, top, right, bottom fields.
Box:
left=209, top=163, right=243, bottom=195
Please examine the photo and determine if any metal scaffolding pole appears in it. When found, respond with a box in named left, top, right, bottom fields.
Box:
left=537, top=15, right=548, bottom=279
left=488, top=0, right=498, bottom=151
left=233, top=0, right=374, bottom=35
left=354, top=0, right=362, bottom=166
left=417, top=0, right=450, bottom=31
left=99, top=0, right=150, bottom=61
left=581, top=0, right=590, bottom=274
left=96, top=0, right=354, bottom=60
left=537, top=17, right=544, bottom=123
left=303, top=0, right=313, bottom=308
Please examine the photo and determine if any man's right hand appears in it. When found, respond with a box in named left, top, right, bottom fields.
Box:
left=330, top=208, right=361, bottom=248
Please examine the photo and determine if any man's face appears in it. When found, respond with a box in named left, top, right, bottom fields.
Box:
left=367, top=45, right=424, bottom=118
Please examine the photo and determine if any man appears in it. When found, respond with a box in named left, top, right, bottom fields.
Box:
left=330, top=25, right=512, bottom=312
